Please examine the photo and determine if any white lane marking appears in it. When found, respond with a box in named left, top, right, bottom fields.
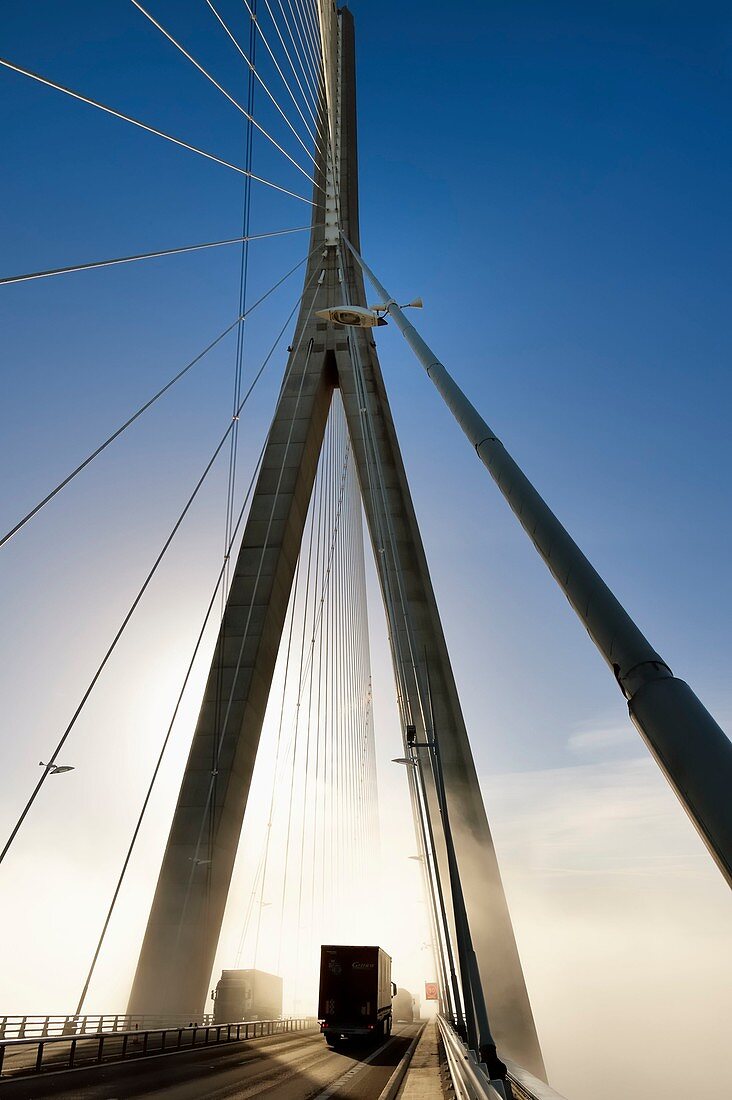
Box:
left=311, top=1028, right=408, bottom=1099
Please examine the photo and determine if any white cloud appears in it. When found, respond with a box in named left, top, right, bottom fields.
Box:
left=566, top=721, right=635, bottom=755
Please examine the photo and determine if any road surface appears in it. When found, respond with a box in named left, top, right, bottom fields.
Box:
left=0, top=1023, right=423, bottom=1099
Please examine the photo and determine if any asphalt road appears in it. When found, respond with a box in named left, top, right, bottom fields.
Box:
left=0, top=1023, right=423, bottom=1100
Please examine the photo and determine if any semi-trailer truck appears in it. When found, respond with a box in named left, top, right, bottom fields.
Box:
left=318, top=945, right=396, bottom=1044
left=393, top=987, right=415, bottom=1023
left=211, top=969, right=283, bottom=1024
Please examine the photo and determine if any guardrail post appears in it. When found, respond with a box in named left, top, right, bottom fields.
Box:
left=142, top=1030, right=149, bottom=1055
left=97, top=1036, right=104, bottom=1064
left=121, top=1034, right=128, bottom=1059
left=0, top=1042, right=5, bottom=1076
left=35, top=1041, right=43, bottom=1073
left=70, top=1037, right=77, bottom=1067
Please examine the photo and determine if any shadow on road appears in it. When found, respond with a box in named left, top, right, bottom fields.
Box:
left=0, top=1025, right=418, bottom=1100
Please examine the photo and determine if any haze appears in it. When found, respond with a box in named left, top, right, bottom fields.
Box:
left=1, top=3, right=730, bottom=1099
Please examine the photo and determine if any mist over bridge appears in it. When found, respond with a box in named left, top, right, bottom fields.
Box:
left=1, top=3, right=730, bottom=1099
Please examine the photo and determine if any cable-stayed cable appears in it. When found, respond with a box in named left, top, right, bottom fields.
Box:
left=263, top=0, right=318, bottom=114
left=279, top=0, right=321, bottom=98
left=0, top=250, right=313, bottom=551
left=0, top=57, right=315, bottom=205
left=212, top=0, right=260, bottom=922
left=204, top=0, right=322, bottom=166
left=76, top=418, right=272, bottom=1015
left=0, top=267, right=320, bottom=869
left=129, top=0, right=321, bottom=190
left=0, top=225, right=310, bottom=288
left=239, top=0, right=319, bottom=147
left=166, top=269, right=326, bottom=952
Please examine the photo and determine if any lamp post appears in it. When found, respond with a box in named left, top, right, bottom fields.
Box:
left=393, top=755, right=465, bottom=1035
left=403, top=720, right=507, bottom=1082
left=394, top=756, right=452, bottom=1021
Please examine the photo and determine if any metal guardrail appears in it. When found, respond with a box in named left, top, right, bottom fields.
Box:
left=504, top=1059, right=569, bottom=1100
left=0, top=1016, right=317, bottom=1079
left=436, top=1015, right=505, bottom=1100
left=0, top=1013, right=215, bottom=1039
left=436, top=1017, right=570, bottom=1100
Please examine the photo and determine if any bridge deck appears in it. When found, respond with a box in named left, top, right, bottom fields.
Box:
left=0, top=1022, right=427, bottom=1099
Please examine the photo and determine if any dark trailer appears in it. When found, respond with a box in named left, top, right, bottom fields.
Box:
left=318, top=945, right=395, bottom=1044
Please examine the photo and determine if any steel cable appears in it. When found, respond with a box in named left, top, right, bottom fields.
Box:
left=0, top=225, right=310, bottom=287
left=129, top=0, right=321, bottom=190
left=0, top=250, right=313, bottom=551
left=76, top=409, right=273, bottom=1014
left=0, top=57, right=315, bottom=205
left=0, top=264, right=321, bottom=869
left=166, top=267, right=325, bottom=953
left=204, top=0, right=324, bottom=166
left=261, top=0, right=319, bottom=125
left=264, top=0, right=319, bottom=112
left=239, top=0, right=319, bottom=147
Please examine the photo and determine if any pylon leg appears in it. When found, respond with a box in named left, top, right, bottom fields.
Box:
left=128, top=11, right=546, bottom=1079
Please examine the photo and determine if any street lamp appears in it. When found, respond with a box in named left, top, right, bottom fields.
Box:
left=39, top=761, right=74, bottom=775
left=396, top=727, right=506, bottom=1079
left=392, top=749, right=465, bottom=1037
left=314, top=298, right=422, bottom=329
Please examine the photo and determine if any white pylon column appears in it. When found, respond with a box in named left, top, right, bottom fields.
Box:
left=128, top=9, right=547, bottom=1079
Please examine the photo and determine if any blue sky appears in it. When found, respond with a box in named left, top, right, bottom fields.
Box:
left=0, top=3, right=730, bottom=1097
